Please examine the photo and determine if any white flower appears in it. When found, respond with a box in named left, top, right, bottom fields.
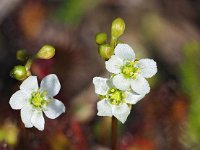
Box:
left=9, top=74, right=65, bottom=131
left=93, top=77, right=144, bottom=123
left=105, top=44, right=157, bottom=95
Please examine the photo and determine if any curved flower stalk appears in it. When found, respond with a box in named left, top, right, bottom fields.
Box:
left=93, top=77, right=144, bottom=123
left=94, top=18, right=158, bottom=150
left=9, top=74, right=65, bottom=131
left=106, top=44, right=157, bottom=95
left=11, top=45, right=55, bottom=81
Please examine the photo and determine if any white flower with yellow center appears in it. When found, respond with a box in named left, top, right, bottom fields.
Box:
left=9, top=74, right=65, bottom=131
left=105, top=44, right=157, bottom=95
left=93, top=77, right=144, bottom=123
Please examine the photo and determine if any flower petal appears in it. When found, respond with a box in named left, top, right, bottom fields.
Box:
left=9, top=90, right=29, bottom=109
left=40, top=74, right=61, bottom=97
left=114, top=44, right=135, bottom=60
left=20, top=76, right=38, bottom=93
left=131, top=75, right=150, bottom=95
left=20, top=104, right=34, bottom=128
left=93, top=77, right=109, bottom=95
left=138, top=59, right=157, bottom=78
left=44, top=99, right=65, bottom=119
left=97, top=99, right=112, bottom=117
left=31, top=111, right=45, bottom=131
left=111, top=104, right=130, bottom=123
left=125, top=91, right=145, bottom=104
left=113, top=74, right=131, bottom=91
left=105, top=55, right=123, bottom=74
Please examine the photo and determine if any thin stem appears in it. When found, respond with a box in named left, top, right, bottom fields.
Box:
left=110, top=36, right=117, bottom=48
left=111, top=116, right=118, bottom=150
left=24, top=55, right=36, bottom=76
left=25, top=58, right=33, bottom=71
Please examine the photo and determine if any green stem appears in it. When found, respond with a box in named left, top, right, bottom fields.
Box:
left=111, top=116, right=118, bottom=150
left=24, top=55, right=37, bottom=76
left=110, top=36, right=117, bottom=48
left=25, top=59, right=33, bottom=71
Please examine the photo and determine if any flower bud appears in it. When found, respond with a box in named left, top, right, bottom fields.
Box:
left=16, top=50, right=29, bottom=61
left=10, top=65, right=27, bottom=81
left=36, top=45, right=55, bottom=59
left=111, top=18, right=125, bottom=38
left=95, top=32, right=107, bottom=44
left=98, top=44, right=114, bottom=60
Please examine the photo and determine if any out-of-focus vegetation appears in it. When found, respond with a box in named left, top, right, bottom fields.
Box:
left=0, top=0, right=200, bottom=149
left=0, top=120, right=19, bottom=146
left=180, top=41, right=200, bottom=149
left=52, top=0, right=100, bottom=24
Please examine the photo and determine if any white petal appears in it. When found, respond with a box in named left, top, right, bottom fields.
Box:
left=138, top=59, right=157, bottom=78
left=125, top=91, right=145, bottom=104
left=20, top=76, right=38, bottom=93
left=111, top=104, right=130, bottom=123
left=40, top=74, right=61, bottom=97
left=44, top=99, right=65, bottom=119
left=93, top=77, right=109, bottom=95
left=113, top=74, right=131, bottom=91
left=31, top=111, right=45, bottom=131
left=105, top=55, right=123, bottom=74
left=114, top=44, right=135, bottom=60
left=131, top=75, right=150, bottom=95
left=20, top=104, right=34, bottom=128
left=9, top=90, right=29, bottom=110
left=97, top=99, right=112, bottom=117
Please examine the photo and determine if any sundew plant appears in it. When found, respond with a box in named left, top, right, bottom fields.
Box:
left=9, top=45, right=65, bottom=131
left=7, top=18, right=157, bottom=150
left=93, top=18, right=157, bottom=150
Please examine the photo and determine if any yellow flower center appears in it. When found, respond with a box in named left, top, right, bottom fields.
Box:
left=107, top=88, right=126, bottom=105
left=121, top=60, right=140, bottom=79
left=30, top=91, right=47, bottom=108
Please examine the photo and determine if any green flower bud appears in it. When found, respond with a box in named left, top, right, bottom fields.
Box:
left=98, top=44, right=114, bottom=60
left=16, top=50, right=29, bottom=61
left=111, top=18, right=125, bottom=38
left=95, top=32, right=107, bottom=44
left=10, top=65, right=27, bottom=81
left=36, top=45, right=55, bottom=59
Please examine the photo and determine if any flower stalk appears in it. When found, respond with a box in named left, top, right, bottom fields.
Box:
left=25, top=58, right=34, bottom=77
left=111, top=116, right=118, bottom=150
left=110, top=36, right=117, bottom=48
left=93, top=17, right=158, bottom=149
left=9, top=44, right=65, bottom=131
left=11, top=44, right=55, bottom=81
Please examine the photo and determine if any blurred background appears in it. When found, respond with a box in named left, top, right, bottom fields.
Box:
left=0, top=0, right=200, bottom=149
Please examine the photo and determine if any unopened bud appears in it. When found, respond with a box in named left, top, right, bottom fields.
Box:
left=111, top=18, right=125, bottom=38
left=36, top=45, right=55, bottom=59
left=98, top=44, right=114, bottom=60
left=95, top=32, right=107, bottom=45
left=10, top=65, right=27, bottom=81
left=16, top=50, right=29, bottom=61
